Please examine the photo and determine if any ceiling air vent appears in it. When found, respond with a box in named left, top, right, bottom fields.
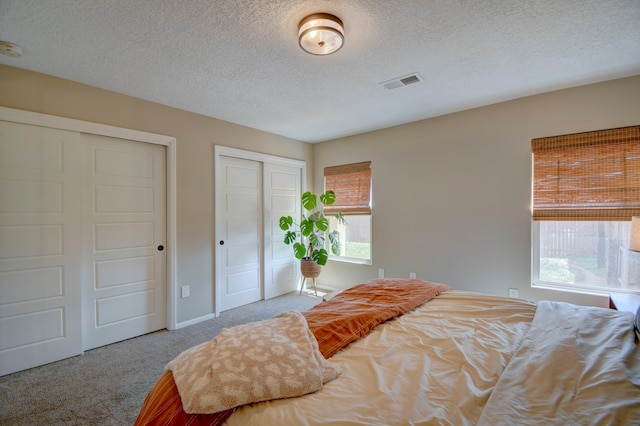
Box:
left=381, top=73, right=423, bottom=90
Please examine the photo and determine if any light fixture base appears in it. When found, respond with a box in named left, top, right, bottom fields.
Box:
left=298, top=13, right=344, bottom=56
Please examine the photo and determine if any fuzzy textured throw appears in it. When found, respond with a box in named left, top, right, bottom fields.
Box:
left=166, top=311, right=340, bottom=414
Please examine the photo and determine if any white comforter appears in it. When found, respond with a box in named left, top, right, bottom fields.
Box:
left=478, top=300, right=640, bottom=425
left=226, top=291, right=640, bottom=425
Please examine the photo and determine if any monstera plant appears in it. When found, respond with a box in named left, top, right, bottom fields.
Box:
left=279, top=190, right=346, bottom=266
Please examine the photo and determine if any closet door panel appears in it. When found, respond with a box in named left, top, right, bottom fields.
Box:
left=264, top=163, right=301, bottom=299
left=81, top=133, right=166, bottom=351
left=216, top=156, right=262, bottom=312
left=0, top=121, right=83, bottom=376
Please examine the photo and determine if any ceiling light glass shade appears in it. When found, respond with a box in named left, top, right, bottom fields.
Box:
left=631, top=216, right=640, bottom=252
left=298, top=13, right=344, bottom=55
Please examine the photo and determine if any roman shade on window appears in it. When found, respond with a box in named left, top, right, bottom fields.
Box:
left=324, top=161, right=372, bottom=215
left=532, top=125, right=640, bottom=221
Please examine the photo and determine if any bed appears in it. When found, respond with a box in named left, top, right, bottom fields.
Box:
left=135, top=278, right=640, bottom=425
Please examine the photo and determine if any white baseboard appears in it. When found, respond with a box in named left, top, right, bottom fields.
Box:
left=175, top=313, right=216, bottom=329
left=317, top=285, right=340, bottom=292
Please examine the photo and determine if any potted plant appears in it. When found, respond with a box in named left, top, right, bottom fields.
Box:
left=279, top=190, right=346, bottom=278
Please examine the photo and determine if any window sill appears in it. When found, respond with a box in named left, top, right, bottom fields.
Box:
left=531, top=281, right=615, bottom=298
left=329, top=257, right=372, bottom=266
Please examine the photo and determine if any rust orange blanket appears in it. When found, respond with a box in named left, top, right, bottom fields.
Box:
left=134, top=278, right=452, bottom=425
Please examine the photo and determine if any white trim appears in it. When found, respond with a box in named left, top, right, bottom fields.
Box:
left=330, top=257, right=373, bottom=265
left=215, top=145, right=306, bottom=169
left=0, top=106, right=178, bottom=331
left=531, top=281, right=609, bottom=297
left=214, top=145, right=307, bottom=316
left=531, top=219, right=541, bottom=286
left=175, top=313, right=217, bottom=329
left=0, top=106, right=171, bottom=145
left=166, top=139, right=178, bottom=330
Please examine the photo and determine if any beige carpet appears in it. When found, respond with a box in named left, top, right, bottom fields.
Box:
left=0, top=291, right=322, bottom=425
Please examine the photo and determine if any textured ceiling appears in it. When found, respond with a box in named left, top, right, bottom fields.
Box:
left=1, top=0, right=639, bottom=143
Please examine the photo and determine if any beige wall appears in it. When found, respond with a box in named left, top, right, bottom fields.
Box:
left=314, top=75, right=640, bottom=307
left=2, top=64, right=639, bottom=319
left=0, top=65, right=313, bottom=323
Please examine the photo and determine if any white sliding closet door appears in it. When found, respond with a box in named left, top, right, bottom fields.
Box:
left=217, top=156, right=262, bottom=312
left=0, top=113, right=171, bottom=375
left=82, top=133, right=167, bottom=351
left=0, top=121, right=83, bottom=376
left=214, top=147, right=305, bottom=314
left=264, top=163, right=301, bottom=299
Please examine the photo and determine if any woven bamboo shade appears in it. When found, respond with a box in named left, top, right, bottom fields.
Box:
left=532, top=125, right=640, bottom=221
left=324, top=161, right=372, bottom=215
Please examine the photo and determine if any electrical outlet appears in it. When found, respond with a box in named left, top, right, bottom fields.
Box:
left=378, top=268, right=385, bottom=278
left=409, top=272, right=416, bottom=279
left=508, top=288, right=519, bottom=298
left=181, top=285, right=190, bottom=298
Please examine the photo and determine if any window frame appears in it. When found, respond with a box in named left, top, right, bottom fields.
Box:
left=531, top=125, right=640, bottom=295
left=324, top=161, right=373, bottom=265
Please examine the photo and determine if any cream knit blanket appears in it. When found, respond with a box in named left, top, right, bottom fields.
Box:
left=166, top=311, right=340, bottom=414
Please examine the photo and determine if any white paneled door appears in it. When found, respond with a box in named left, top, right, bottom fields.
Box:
left=0, top=119, right=167, bottom=375
left=82, top=134, right=166, bottom=351
left=215, top=148, right=304, bottom=314
left=218, top=156, right=263, bottom=312
left=263, top=163, right=301, bottom=299
left=0, top=122, right=84, bottom=376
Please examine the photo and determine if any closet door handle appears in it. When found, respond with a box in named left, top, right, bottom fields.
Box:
left=157, top=245, right=164, bottom=251
left=219, top=240, right=225, bottom=245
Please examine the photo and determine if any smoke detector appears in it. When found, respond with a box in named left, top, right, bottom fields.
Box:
left=380, top=73, right=423, bottom=90
left=0, top=41, right=23, bottom=57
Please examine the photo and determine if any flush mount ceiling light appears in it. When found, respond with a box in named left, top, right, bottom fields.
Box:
left=298, top=13, right=344, bottom=55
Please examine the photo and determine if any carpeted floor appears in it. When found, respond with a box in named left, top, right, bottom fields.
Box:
left=0, top=291, right=322, bottom=425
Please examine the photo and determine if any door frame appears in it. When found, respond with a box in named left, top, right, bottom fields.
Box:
left=0, top=106, right=179, bottom=330
left=214, top=145, right=306, bottom=316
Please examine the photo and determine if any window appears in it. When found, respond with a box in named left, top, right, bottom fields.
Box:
left=532, top=126, right=640, bottom=294
left=324, top=161, right=372, bottom=264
